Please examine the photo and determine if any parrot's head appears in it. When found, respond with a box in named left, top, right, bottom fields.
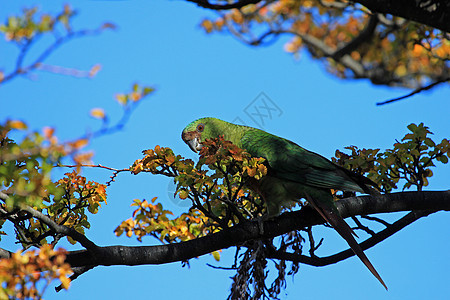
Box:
left=182, top=117, right=227, bottom=153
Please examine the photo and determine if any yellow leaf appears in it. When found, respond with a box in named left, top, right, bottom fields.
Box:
left=201, top=19, right=213, bottom=33
left=115, top=94, right=128, bottom=105
left=59, top=275, right=71, bottom=290
left=90, top=108, right=106, bottom=119
left=7, top=120, right=27, bottom=130
left=211, top=250, right=221, bottom=261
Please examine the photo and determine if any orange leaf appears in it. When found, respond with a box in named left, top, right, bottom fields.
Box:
left=89, top=64, right=102, bottom=77
left=72, top=139, right=89, bottom=149
left=129, top=91, right=141, bottom=102
left=43, top=127, right=55, bottom=139
left=101, top=22, right=117, bottom=30
left=7, top=120, right=27, bottom=130
left=90, top=108, right=106, bottom=119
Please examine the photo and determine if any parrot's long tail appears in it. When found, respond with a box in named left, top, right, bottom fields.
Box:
left=305, top=193, right=388, bottom=290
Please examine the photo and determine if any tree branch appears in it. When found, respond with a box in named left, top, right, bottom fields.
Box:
left=186, top=0, right=450, bottom=32
left=356, top=0, right=450, bottom=33
left=266, top=210, right=433, bottom=266
left=332, top=14, right=379, bottom=60
left=64, top=191, right=450, bottom=269
left=185, top=0, right=263, bottom=10
left=20, top=206, right=99, bottom=252
left=1, top=25, right=110, bottom=85
left=0, top=247, right=13, bottom=259
left=376, top=76, right=450, bottom=105
left=1, top=190, right=98, bottom=252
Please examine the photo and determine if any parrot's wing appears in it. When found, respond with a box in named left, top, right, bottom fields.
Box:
left=241, top=130, right=368, bottom=192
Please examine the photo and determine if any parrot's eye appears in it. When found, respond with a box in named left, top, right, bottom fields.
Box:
left=197, top=124, right=204, bottom=132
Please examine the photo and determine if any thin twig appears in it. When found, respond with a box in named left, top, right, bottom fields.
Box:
left=360, top=215, right=391, bottom=227
left=206, top=263, right=238, bottom=270
left=186, top=0, right=261, bottom=10
left=55, top=265, right=95, bottom=292
left=377, top=77, right=450, bottom=105
left=351, top=216, right=376, bottom=236
left=57, top=163, right=126, bottom=172
left=266, top=210, right=434, bottom=267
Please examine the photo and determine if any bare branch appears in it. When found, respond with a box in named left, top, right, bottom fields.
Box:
left=1, top=26, right=109, bottom=85
left=351, top=216, right=375, bottom=236
left=55, top=265, right=95, bottom=292
left=376, top=77, right=450, bottom=105
left=361, top=215, right=391, bottom=227
left=186, top=0, right=262, bottom=10
left=266, top=210, right=433, bottom=266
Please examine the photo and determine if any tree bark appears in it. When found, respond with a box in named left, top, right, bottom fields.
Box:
left=65, top=191, right=450, bottom=268
left=356, top=0, right=450, bottom=32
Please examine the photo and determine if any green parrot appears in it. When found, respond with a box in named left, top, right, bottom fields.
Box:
left=181, top=117, right=387, bottom=289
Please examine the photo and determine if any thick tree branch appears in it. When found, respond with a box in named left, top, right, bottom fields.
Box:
left=356, top=0, right=450, bottom=33
left=64, top=191, right=450, bottom=268
left=20, top=206, right=99, bottom=252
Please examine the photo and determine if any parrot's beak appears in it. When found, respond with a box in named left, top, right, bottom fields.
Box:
left=186, top=137, right=202, bottom=153
left=182, top=131, right=202, bottom=153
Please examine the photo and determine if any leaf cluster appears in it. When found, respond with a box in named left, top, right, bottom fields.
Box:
left=0, top=5, right=115, bottom=84
left=200, top=1, right=449, bottom=88
left=1, top=123, right=65, bottom=209
left=0, top=244, right=72, bottom=299
left=0, top=5, right=74, bottom=43
left=0, top=122, right=106, bottom=245
left=120, top=137, right=268, bottom=246
left=333, top=123, right=450, bottom=192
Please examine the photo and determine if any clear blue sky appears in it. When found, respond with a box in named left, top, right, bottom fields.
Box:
left=1, top=1, right=449, bottom=299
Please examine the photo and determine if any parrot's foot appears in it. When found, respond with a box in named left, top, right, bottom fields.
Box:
left=254, top=215, right=269, bottom=235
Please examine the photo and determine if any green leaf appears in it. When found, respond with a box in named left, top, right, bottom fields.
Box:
left=438, top=155, right=448, bottom=164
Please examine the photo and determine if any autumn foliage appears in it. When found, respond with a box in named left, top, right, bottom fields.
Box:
left=200, top=0, right=449, bottom=88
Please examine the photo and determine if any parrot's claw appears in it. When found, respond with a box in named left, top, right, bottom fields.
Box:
left=254, top=215, right=268, bottom=235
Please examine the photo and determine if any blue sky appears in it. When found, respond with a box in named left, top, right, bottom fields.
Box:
left=1, top=1, right=449, bottom=299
